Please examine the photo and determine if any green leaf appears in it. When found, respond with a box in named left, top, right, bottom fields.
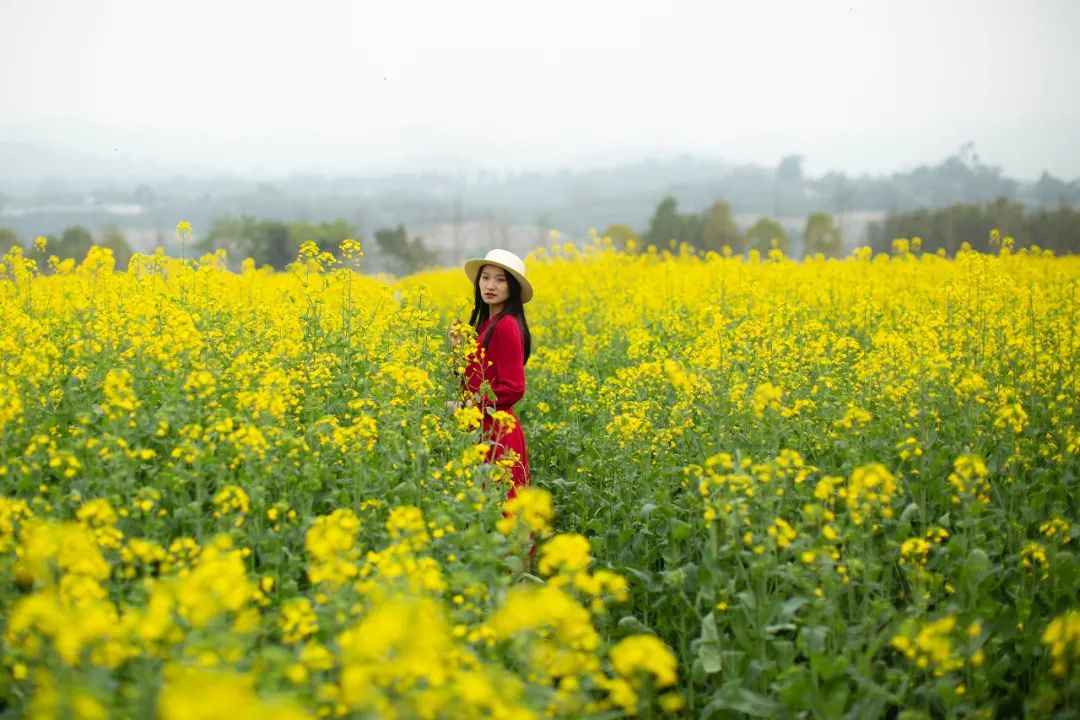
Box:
left=960, top=547, right=992, bottom=597
left=778, top=596, right=808, bottom=622
left=699, top=613, right=723, bottom=674
left=672, top=520, right=694, bottom=542
left=618, top=566, right=659, bottom=592
left=797, top=625, right=828, bottom=655
left=810, top=651, right=849, bottom=681
left=899, top=502, right=920, bottom=524
left=702, top=684, right=781, bottom=718
left=690, top=657, right=706, bottom=685
left=617, top=615, right=650, bottom=634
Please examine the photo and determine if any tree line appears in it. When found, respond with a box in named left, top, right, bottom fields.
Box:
left=0, top=218, right=443, bottom=276
left=866, top=197, right=1080, bottom=255
left=613, top=193, right=1080, bottom=258
left=196, top=217, right=439, bottom=274
left=605, top=197, right=844, bottom=258
left=0, top=225, right=134, bottom=267
left=4, top=194, right=1077, bottom=274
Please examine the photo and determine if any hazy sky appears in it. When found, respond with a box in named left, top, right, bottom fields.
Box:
left=2, top=0, right=1078, bottom=178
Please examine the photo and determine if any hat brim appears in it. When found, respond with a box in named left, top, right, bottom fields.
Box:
left=464, top=259, right=533, bottom=303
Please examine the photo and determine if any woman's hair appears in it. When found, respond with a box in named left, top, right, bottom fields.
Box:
left=469, top=265, right=532, bottom=365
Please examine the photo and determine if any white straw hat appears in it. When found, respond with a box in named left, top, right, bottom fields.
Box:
left=463, top=249, right=533, bottom=303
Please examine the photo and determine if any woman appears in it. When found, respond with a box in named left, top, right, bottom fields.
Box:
left=457, top=249, right=532, bottom=499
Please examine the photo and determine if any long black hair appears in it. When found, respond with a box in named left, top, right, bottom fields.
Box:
left=469, top=265, right=531, bottom=365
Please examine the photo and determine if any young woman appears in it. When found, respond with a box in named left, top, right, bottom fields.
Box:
left=457, top=249, right=532, bottom=499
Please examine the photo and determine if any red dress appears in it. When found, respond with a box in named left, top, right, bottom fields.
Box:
left=464, top=314, right=531, bottom=498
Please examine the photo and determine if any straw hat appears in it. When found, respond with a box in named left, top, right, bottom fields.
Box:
left=463, top=249, right=533, bottom=303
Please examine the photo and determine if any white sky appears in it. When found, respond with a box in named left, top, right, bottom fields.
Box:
left=1, top=0, right=1078, bottom=178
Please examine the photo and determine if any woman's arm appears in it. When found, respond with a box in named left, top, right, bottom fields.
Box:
left=487, top=316, right=525, bottom=410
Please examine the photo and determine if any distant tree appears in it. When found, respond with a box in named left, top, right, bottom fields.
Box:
left=802, top=212, right=843, bottom=258
left=601, top=223, right=640, bottom=253
left=406, top=235, right=439, bottom=274
left=1033, top=171, right=1072, bottom=208
left=645, top=196, right=682, bottom=247
left=100, top=226, right=134, bottom=268
left=201, top=216, right=294, bottom=269
left=700, top=201, right=742, bottom=253
left=0, top=227, right=20, bottom=251
left=774, top=155, right=807, bottom=217
left=201, top=216, right=252, bottom=262
left=776, top=155, right=804, bottom=185
left=644, top=196, right=712, bottom=250
left=374, top=225, right=438, bottom=276
left=900, top=144, right=1017, bottom=207
left=867, top=197, right=1080, bottom=255
left=679, top=212, right=703, bottom=250
left=374, top=225, right=407, bottom=267
left=820, top=171, right=856, bottom=220
left=288, top=219, right=357, bottom=255
left=745, top=217, right=790, bottom=254
left=259, top=221, right=293, bottom=270
left=1029, top=207, right=1080, bottom=253
left=55, top=225, right=95, bottom=261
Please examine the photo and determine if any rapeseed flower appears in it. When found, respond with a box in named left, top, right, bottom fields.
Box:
left=280, top=598, right=318, bottom=643
left=0, top=234, right=1075, bottom=717
left=305, top=510, right=361, bottom=586
left=498, top=487, right=555, bottom=537
left=1043, top=610, right=1080, bottom=677
left=609, top=634, right=679, bottom=687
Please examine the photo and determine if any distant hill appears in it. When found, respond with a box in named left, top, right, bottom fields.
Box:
left=0, top=141, right=219, bottom=184
left=1, top=143, right=1077, bottom=253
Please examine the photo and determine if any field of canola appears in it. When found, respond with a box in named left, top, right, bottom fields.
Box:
left=0, top=233, right=1079, bottom=719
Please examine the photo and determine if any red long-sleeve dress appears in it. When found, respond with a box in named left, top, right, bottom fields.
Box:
left=464, top=313, right=531, bottom=498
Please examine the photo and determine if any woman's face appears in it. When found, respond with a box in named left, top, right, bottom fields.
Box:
left=478, top=265, right=511, bottom=307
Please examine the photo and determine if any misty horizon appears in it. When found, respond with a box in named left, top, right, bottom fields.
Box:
left=2, top=131, right=1077, bottom=189
left=3, top=0, right=1079, bottom=183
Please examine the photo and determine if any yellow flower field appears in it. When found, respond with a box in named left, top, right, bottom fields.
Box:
left=0, top=233, right=1078, bottom=718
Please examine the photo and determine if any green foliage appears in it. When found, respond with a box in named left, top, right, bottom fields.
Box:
left=374, top=224, right=439, bottom=276
left=868, top=197, right=1080, bottom=255
left=745, top=217, right=790, bottom=254
left=601, top=223, right=640, bottom=253
left=0, top=227, right=20, bottom=251
left=700, top=201, right=743, bottom=253
left=517, top=248, right=1080, bottom=718
left=259, top=221, right=292, bottom=270
left=202, top=216, right=357, bottom=270
left=803, top=212, right=843, bottom=258
left=644, top=197, right=744, bottom=253
left=776, top=154, right=804, bottom=184
left=2, top=244, right=1079, bottom=716
left=99, top=226, right=134, bottom=269
left=27, top=224, right=134, bottom=270
left=52, top=225, right=95, bottom=261
left=645, top=196, right=685, bottom=248
left=288, top=219, right=357, bottom=255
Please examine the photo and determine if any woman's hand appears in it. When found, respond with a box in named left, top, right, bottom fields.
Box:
left=447, top=321, right=467, bottom=350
